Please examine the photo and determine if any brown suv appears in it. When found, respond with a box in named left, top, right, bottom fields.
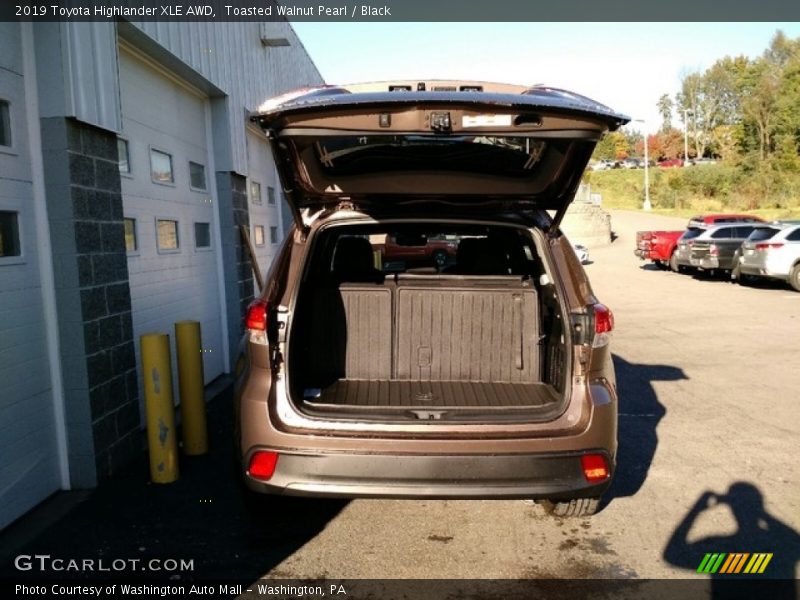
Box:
left=235, top=81, right=628, bottom=517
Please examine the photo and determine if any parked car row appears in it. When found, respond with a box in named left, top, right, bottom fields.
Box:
left=636, top=214, right=800, bottom=291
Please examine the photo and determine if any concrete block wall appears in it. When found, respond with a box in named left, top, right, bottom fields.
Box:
left=40, top=117, right=140, bottom=485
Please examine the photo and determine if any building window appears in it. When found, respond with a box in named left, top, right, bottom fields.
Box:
left=194, top=222, right=211, bottom=248
left=124, top=218, right=137, bottom=252
left=267, top=186, right=276, bottom=205
left=189, top=161, right=207, bottom=191
left=0, top=100, right=11, bottom=148
left=253, top=225, right=265, bottom=246
left=270, top=226, right=279, bottom=244
left=0, top=211, right=21, bottom=257
left=118, top=138, right=130, bottom=174
left=150, top=148, right=174, bottom=184
left=156, top=219, right=179, bottom=251
left=250, top=181, right=262, bottom=205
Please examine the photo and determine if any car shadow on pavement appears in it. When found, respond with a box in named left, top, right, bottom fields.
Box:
left=663, top=482, right=799, bottom=599
left=0, top=385, right=347, bottom=583
left=602, top=354, right=687, bottom=508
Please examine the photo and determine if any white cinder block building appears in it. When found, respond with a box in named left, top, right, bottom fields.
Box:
left=0, top=20, right=322, bottom=529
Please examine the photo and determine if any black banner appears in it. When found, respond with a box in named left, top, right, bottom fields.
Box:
left=3, top=0, right=800, bottom=22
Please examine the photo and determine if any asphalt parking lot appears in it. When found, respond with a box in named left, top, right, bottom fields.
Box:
left=2, top=209, right=798, bottom=594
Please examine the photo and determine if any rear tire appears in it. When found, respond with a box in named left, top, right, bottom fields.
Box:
left=540, top=497, right=600, bottom=517
left=789, top=264, right=800, bottom=292
left=669, top=251, right=679, bottom=273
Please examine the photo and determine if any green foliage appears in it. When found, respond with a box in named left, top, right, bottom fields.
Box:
left=582, top=163, right=800, bottom=216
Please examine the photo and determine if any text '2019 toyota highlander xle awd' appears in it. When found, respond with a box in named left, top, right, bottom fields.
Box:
left=234, top=81, right=629, bottom=517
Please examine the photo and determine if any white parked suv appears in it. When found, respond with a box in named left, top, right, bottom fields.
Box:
left=736, top=221, right=800, bottom=290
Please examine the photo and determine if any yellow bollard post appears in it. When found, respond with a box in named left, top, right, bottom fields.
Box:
left=140, top=333, right=179, bottom=483
left=175, top=320, right=208, bottom=455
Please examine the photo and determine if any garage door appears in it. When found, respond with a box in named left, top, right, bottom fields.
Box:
left=245, top=128, right=285, bottom=285
left=118, top=45, right=225, bottom=397
left=0, top=23, right=62, bottom=529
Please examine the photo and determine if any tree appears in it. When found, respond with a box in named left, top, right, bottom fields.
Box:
left=657, top=94, right=673, bottom=132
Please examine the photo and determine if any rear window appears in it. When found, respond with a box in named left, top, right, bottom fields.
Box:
left=313, top=135, right=550, bottom=178
left=308, top=223, right=541, bottom=282
left=747, top=227, right=780, bottom=242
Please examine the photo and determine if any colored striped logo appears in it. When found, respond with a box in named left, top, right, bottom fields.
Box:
left=697, top=553, right=773, bottom=574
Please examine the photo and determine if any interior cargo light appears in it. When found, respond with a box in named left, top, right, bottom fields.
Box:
left=245, top=299, right=269, bottom=331
left=581, top=454, right=609, bottom=483
left=248, top=451, right=279, bottom=481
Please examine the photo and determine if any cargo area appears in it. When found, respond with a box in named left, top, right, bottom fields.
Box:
left=287, top=222, right=569, bottom=420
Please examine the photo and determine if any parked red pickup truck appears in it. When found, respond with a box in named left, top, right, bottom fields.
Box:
left=378, top=233, right=459, bottom=269
left=635, top=214, right=765, bottom=272
left=635, top=230, right=684, bottom=271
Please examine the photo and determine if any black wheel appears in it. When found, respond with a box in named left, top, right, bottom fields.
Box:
left=669, top=251, right=679, bottom=273
left=731, top=253, right=741, bottom=282
left=653, top=260, right=664, bottom=269
left=790, top=264, right=800, bottom=292
left=432, top=250, right=448, bottom=269
left=540, top=497, right=600, bottom=517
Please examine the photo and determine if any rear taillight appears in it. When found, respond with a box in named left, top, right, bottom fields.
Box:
left=755, top=243, right=784, bottom=251
left=581, top=454, right=610, bottom=483
left=245, top=299, right=268, bottom=330
left=245, top=299, right=269, bottom=345
left=248, top=451, right=279, bottom=481
left=592, top=303, right=613, bottom=348
left=709, top=244, right=719, bottom=256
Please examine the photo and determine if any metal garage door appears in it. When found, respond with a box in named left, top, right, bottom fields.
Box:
left=245, top=127, right=285, bottom=285
left=118, top=45, right=225, bottom=395
left=0, top=23, right=63, bottom=529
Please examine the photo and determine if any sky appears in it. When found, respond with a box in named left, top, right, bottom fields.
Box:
left=291, top=22, right=800, bottom=133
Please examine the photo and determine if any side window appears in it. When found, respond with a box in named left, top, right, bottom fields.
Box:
left=194, top=222, right=211, bottom=248
left=786, top=228, right=800, bottom=242
left=156, top=219, right=180, bottom=252
left=118, top=138, right=131, bottom=174
left=189, top=162, right=207, bottom=191
left=253, top=225, right=265, bottom=246
left=0, top=210, right=21, bottom=258
left=123, top=218, right=137, bottom=252
left=150, top=149, right=174, bottom=184
left=250, top=181, right=262, bottom=205
left=711, top=228, right=732, bottom=239
left=0, top=100, right=11, bottom=148
left=735, top=226, right=755, bottom=238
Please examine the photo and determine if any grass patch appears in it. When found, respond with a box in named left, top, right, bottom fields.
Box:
left=583, top=165, right=800, bottom=220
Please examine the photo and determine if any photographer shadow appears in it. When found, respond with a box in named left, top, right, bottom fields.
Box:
left=664, top=482, right=799, bottom=599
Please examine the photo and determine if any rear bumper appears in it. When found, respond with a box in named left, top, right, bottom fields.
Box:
left=740, top=259, right=788, bottom=280
left=690, top=256, right=720, bottom=270
left=242, top=450, right=613, bottom=500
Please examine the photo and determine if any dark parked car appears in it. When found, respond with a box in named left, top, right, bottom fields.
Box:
left=689, top=223, right=759, bottom=275
left=673, top=214, right=764, bottom=272
left=235, top=81, right=628, bottom=517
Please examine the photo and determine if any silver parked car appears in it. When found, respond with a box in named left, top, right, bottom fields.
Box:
left=735, top=221, right=800, bottom=290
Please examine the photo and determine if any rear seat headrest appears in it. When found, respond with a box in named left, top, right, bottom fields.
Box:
left=332, top=236, right=383, bottom=283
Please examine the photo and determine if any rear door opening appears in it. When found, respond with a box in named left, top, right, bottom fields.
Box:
left=285, top=219, right=571, bottom=422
